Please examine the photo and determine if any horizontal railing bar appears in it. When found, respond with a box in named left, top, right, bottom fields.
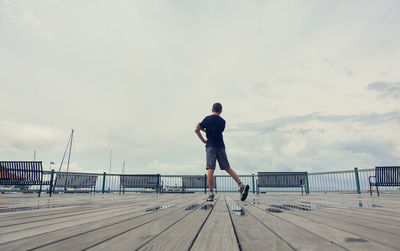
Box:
left=39, top=169, right=377, bottom=177
left=310, top=170, right=354, bottom=175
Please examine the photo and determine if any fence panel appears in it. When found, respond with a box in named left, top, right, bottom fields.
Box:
left=308, top=170, right=356, bottom=192
left=2, top=168, right=399, bottom=194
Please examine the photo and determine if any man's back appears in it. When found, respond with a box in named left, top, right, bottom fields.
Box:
left=199, top=114, right=226, bottom=148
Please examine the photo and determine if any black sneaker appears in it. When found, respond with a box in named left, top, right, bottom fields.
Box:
left=240, top=185, right=249, bottom=201
left=207, top=194, right=215, bottom=201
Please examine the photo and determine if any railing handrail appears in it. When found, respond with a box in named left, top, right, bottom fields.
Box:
left=357, top=168, right=375, bottom=172
left=42, top=168, right=376, bottom=176
left=310, top=170, right=354, bottom=175
left=2, top=167, right=398, bottom=194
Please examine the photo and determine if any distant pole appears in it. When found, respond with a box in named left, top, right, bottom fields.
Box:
left=58, top=131, right=72, bottom=173
left=109, top=150, right=112, bottom=174
left=108, top=150, right=112, bottom=191
left=33, top=150, right=36, bottom=161
left=252, top=174, right=255, bottom=194
left=102, top=172, right=106, bottom=194
left=49, top=169, right=55, bottom=197
left=122, top=160, right=125, bottom=174
left=354, top=167, right=361, bottom=194
left=66, top=129, right=74, bottom=174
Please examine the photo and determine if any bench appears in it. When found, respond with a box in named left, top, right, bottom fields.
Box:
left=53, top=173, right=98, bottom=193
left=182, top=175, right=216, bottom=193
left=120, top=174, right=161, bottom=194
left=257, top=172, right=307, bottom=195
left=369, top=166, right=400, bottom=196
left=0, top=161, right=51, bottom=197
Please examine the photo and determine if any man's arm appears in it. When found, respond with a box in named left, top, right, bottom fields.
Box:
left=195, top=124, right=207, bottom=143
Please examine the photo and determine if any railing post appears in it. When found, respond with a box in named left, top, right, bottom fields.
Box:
left=354, top=167, right=361, bottom=194
left=102, top=172, right=106, bottom=194
left=156, top=174, right=160, bottom=194
left=305, top=172, right=310, bottom=195
left=204, top=173, right=207, bottom=194
left=49, top=169, right=55, bottom=197
left=252, top=174, right=255, bottom=194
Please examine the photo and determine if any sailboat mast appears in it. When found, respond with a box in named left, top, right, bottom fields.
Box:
left=66, top=129, right=74, bottom=174
left=109, top=150, right=112, bottom=174
left=107, top=149, right=112, bottom=191
left=58, top=130, right=72, bottom=173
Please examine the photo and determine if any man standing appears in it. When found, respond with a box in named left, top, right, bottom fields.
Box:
left=195, top=102, right=249, bottom=201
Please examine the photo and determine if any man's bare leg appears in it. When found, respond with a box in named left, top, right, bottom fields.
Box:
left=207, top=169, right=214, bottom=191
left=207, top=169, right=215, bottom=201
left=225, top=167, right=250, bottom=201
left=225, top=167, right=241, bottom=184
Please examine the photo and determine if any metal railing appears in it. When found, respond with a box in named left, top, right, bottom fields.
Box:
left=308, top=169, right=359, bottom=192
left=1, top=167, right=399, bottom=195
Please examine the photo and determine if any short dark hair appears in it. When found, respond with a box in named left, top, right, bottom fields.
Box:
left=212, top=102, right=222, bottom=113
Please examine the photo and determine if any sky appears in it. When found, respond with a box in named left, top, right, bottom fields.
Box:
left=1, top=0, right=399, bottom=175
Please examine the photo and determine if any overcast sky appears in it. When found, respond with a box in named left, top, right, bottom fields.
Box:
left=1, top=0, right=399, bottom=174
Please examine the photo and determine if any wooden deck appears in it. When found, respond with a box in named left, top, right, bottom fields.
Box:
left=0, top=192, right=399, bottom=250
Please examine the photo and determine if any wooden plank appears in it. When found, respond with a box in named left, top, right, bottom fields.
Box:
left=302, top=195, right=400, bottom=217
left=252, top=194, right=398, bottom=250
left=258, top=195, right=400, bottom=244
left=190, top=197, right=239, bottom=251
left=266, top=197, right=400, bottom=232
left=0, top=205, right=91, bottom=220
left=0, top=195, right=190, bottom=248
left=235, top=197, right=343, bottom=250
left=330, top=207, right=400, bottom=224
left=86, top=199, right=207, bottom=250
left=0, top=194, right=152, bottom=220
left=0, top=195, right=168, bottom=229
left=284, top=208, right=400, bottom=249
left=136, top=196, right=217, bottom=251
left=18, top=196, right=200, bottom=251
left=225, top=196, right=293, bottom=251
left=0, top=201, right=162, bottom=235
left=0, top=198, right=149, bottom=224
left=295, top=208, right=400, bottom=233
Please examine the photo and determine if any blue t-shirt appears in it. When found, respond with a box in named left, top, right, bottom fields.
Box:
left=199, top=115, right=226, bottom=148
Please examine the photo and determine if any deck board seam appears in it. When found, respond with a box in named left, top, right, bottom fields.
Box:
left=294, top=210, right=400, bottom=235
left=245, top=199, right=350, bottom=251
left=0, top=203, right=151, bottom=230
left=225, top=197, right=243, bottom=251
left=187, top=197, right=219, bottom=251
left=23, top=198, right=190, bottom=250
left=0, top=198, right=184, bottom=244
left=0, top=197, right=161, bottom=221
left=255, top=202, right=398, bottom=250
left=232, top=196, right=298, bottom=251
left=134, top=199, right=212, bottom=251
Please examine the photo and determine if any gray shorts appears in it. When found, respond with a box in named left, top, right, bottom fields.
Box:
left=206, top=147, right=230, bottom=170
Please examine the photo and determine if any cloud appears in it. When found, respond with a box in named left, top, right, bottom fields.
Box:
left=233, top=111, right=400, bottom=134
left=0, top=120, right=66, bottom=156
left=22, top=10, right=41, bottom=27
left=336, top=139, right=398, bottom=163
left=367, top=81, right=400, bottom=99
left=1, top=1, right=400, bottom=175
left=227, top=111, right=400, bottom=172
left=146, top=160, right=202, bottom=175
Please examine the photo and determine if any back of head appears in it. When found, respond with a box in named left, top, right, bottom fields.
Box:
left=212, top=102, right=222, bottom=113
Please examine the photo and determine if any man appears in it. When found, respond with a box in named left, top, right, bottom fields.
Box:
left=195, top=102, right=249, bottom=201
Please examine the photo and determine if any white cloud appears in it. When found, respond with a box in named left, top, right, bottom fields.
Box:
left=1, top=0, right=399, bottom=174
left=147, top=160, right=203, bottom=175
left=22, top=10, right=41, bottom=27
